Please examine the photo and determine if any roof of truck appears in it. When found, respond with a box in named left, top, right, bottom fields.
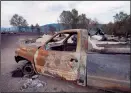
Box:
left=57, top=29, right=87, bottom=33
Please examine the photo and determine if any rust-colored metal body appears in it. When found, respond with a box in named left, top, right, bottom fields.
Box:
left=15, top=29, right=130, bottom=92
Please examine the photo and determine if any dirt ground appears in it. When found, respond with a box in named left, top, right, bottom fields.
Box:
left=1, top=34, right=129, bottom=92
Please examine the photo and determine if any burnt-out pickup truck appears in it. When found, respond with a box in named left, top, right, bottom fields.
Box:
left=15, top=29, right=130, bottom=92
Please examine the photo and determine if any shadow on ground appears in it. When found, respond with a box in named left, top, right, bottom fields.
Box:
left=11, top=68, right=24, bottom=77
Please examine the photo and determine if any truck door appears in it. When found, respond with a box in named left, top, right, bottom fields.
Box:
left=34, top=48, right=62, bottom=76
left=34, top=33, right=70, bottom=77
left=57, top=33, right=81, bottom=81
left=60, top=52, right=80, bottom=81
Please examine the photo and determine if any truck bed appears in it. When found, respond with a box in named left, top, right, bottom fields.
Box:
left=87, top=53, right=130, bottom=80
left=87, top=53, right=130, bottom=91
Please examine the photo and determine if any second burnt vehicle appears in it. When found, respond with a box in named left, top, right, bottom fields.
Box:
left=15, top=29, right=130, bottom=92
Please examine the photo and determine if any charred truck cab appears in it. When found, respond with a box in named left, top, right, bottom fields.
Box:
left=15, top=29, right=130, bottom=92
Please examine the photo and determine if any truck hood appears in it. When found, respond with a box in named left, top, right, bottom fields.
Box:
left=16, top=45, right=38, bottom=55
left=20, top=42, right=44, bottom=48
left=15, top=42, right=44, bottom=62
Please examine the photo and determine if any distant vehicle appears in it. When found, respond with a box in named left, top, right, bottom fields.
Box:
left=1, top=32, right=6, bottom=34
left=10, top=32, right=17, bottom=34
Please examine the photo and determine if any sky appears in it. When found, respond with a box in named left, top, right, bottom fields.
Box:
left=1, top=1, right=130, bottom=27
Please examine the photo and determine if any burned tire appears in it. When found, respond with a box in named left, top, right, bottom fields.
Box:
left=22, top=62, right=35, bottom=76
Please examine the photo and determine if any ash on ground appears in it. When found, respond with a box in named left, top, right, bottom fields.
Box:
left=20, top=75, right=47, bottom=92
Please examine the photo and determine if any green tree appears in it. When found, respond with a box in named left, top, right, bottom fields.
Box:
left=31, top=24, right=34, bottom=32
left=113, top=11, right=128, bottom=22
left=122, top=15, right=131, bottom=38
left=77, top=14, right=90, bottom=29
left=71, top=9, right=79, bottom=28
left=103, top=22, right=114, bottom=35
left=104, top=11, right=130, bottom=39
left=59, top=10, right=72, bottom=29
left=35, top=23, right=41, bottom=35
left=113, top=12, right=130, bottom=37
left=59, top=9, right=91, bottom=29
left=10, top=14, right=28, bottom=32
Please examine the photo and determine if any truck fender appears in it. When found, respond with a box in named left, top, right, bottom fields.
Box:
left=15, top=56, right=28, bottom=63
left=15, top=56, right=37, bottom=75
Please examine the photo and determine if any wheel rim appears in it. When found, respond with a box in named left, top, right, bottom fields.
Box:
left=23, top=64, right=34, bottom=75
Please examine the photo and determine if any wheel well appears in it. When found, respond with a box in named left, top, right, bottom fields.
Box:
left=15, top=56, right=38, bottom=73
left=15, top=56, right=30, bottom=63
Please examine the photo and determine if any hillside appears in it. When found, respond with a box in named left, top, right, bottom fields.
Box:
left=1, top=23, right=66, bottom=32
